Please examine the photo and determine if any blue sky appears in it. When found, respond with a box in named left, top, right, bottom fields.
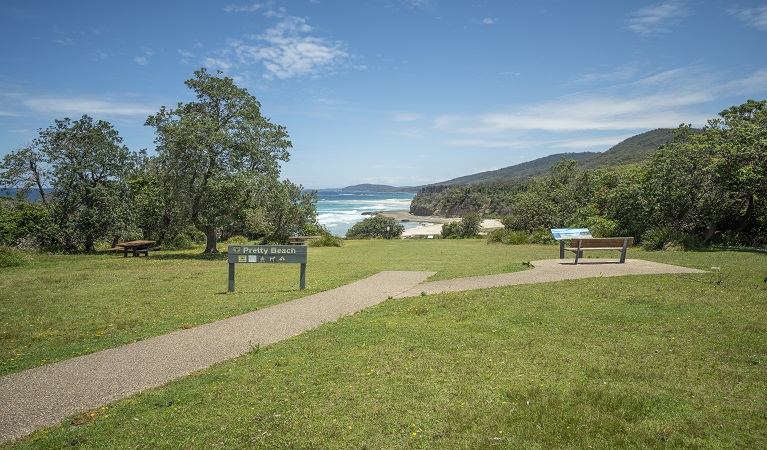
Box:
left=1, top=1, right=766, bottom=189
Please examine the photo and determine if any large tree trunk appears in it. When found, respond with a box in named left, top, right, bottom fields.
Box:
left=202, top=227, right=218, bottom=253
left=703, top=222, right=718, bottom=244
left=733, top=194, right=755, bottom=234
left=85, top=234, right=96, bottom=252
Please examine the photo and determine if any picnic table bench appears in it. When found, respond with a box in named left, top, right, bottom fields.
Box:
left=108, top=240, right=161, bottom=257
left=288, top=236, right=321, bottom=245
left=562, top=237, right=634, bottom=264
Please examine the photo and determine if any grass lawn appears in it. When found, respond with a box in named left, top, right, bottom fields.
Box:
left=2, top=240, right=766, bottom=449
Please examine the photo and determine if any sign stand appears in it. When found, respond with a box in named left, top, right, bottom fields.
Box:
left=227, top=245, right=308, bottom=292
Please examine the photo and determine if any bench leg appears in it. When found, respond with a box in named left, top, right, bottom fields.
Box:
left=620, top=239, right=628, bottom=263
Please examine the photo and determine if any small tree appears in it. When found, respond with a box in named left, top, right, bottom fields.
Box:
left=346, top=215, right=404, bottom=239
left=442, top=212, right=481, bottom=238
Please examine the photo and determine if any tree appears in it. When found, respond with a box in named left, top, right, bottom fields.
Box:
left=240, top=179, right=319, bottom=243
left=0, top=144, right=50, bottom=204
left=1, top=115, right=136, bottom=251
left=643, top=100, right=767, bottom=243
left=346, top=215, right=404, bottom=239
left=442, top=212, right=481, bottom=238
left=146, top=69, right=292, bottom=252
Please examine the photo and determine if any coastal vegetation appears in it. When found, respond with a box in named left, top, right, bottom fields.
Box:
left=1, top=241, right=765, bottom=448
left=411, top=100, right=767, bottom=248
left=0, top=69, right=320, bottom=254
left=345, top=215, right=404, bottom=239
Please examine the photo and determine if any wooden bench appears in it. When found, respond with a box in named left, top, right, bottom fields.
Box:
left=288, top=236, right=321, bottom=245
left=563, top=237, right=634, bottom=264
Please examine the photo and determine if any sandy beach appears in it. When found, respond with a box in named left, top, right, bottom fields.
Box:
left=372, top=210, right=503, bottom=237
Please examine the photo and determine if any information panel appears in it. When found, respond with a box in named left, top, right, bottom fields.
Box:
left=227, top=245, right=307, bottom=292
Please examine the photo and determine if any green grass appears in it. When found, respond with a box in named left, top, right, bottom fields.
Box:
left=2, top=241, right=766, bottom=449
left=0, top=240, right=550, bottom=376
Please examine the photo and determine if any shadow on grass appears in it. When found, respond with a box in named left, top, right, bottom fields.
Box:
left=99, top=251, right=229, bottom=261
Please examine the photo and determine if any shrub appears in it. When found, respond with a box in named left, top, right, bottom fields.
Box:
left=583, top=216, right=620, bottom=238
left=346, top=216, right=404, bottom=239
left=442, top=213, right=482, bottom=239
left=486, top=229, right=530, bottom=245
left=0, top=246, right=27, bottom=268
left=641, top=226, right=700, bottom=251
left=308, top=235, right=343, bottom=247
left=225, top=235, right=250, bottom=244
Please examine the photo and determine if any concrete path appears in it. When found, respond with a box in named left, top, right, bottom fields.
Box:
left=396, top=258, right=704, bottom=297
left=0, top=259, right=704, bottom=444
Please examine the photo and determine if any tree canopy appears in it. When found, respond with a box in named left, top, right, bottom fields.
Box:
left=145, top=69, right=294, bottom=252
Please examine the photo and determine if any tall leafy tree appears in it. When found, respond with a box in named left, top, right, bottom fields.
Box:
left=146, top=69, right=292, bottom=252
left=2, top=116, right=136, bottom=251
left=39, top=115, right=136, bottom=251
left=644, top=100, right=767, bottom=243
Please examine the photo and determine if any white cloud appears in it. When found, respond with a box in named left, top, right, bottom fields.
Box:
left=134, top=56, right=148, bottom=66
left=432, top=66, right=763, bottom=141
left=18, top=95, right=156, bottom=117
left=202, top=56, right=235, bottom=72
left=626, top=1, right=688, bottom=36
left=224, top=3, right=263, bottom=13
left=229, top=15, right=349, bottom=79
left=729, top=6, right=767, bottom=31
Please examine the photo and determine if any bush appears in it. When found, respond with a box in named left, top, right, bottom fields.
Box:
left=308, top=235, right=343, bottom=247
left=486, top=228, right=556, bottom=245
left=346, top=216, right=404, bottom=239
left=583, top=216, right=620, bottom=238
left=0, top=246, right=27, bottom=267
left=641, top=226, right=700, bottom=251
left=225, top=235, right=250, bottom=244
left=442, top=213, right=482, bottom=239
left=486, top=229, right=530, bottom=244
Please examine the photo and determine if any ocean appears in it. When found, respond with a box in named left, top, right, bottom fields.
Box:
left=314, top=189, right=415, bottom=236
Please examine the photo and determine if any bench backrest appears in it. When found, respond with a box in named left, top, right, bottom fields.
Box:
left=571, top=237, right=634, bottom=249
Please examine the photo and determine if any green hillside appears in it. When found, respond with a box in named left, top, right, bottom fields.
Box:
left=426, top=128, right=676, bottom=187
left=343, top=129, right=678, bottom=192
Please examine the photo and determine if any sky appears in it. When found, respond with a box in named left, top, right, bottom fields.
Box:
left=1, top=1, right=766, bottom=189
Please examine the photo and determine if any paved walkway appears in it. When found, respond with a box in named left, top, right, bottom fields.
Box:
left=0, top=259, right=703, bottom=444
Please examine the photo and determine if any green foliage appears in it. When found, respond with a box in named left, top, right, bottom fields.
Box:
left=224, top=235, right=250, bottom=244
left=167, top=227, right=206, bottom=250
left=0, top=245, right=27, bottom=267
left=442, top=212, right=481, bottom=238
left=239, top=180, right=319, bottom=244
left=487, top=228, right=556, bottom=245
left=308, top=234, right=343, bottom=247
left=146, top=68, right=293, bottom=253
left=0, top=115, right=137, bottom=252
left=345, top=215, right=404, bottom=239
left=641, top=226, right=700, bottom=251
left=486, top=229, right=531, bottom=244
left=0, top=199, right=55, bottom=249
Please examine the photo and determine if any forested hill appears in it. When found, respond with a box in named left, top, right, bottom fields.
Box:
left=580, top=128, right=676, bottom=169
left=425, top=128, right=676, bottom=187
left=341, top=129, right=677, bottom=192
left=428, top=152, right=598, bottom=186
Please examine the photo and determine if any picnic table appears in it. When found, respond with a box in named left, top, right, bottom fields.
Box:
left=111, top=240, right=159, bottom=257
